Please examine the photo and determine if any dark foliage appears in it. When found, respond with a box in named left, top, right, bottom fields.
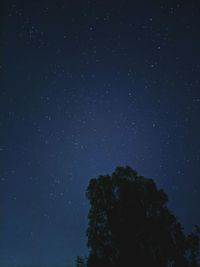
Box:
left=86, top=166, right=199, bottom=267
left=76, top=256, right=87, bottom=267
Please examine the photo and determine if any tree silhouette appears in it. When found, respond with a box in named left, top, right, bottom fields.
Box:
left=86, top=166, right=199, bottom=267
left=76, top=256, right=87, bottom=267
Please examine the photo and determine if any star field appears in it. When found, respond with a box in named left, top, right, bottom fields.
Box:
left=0, top=1, right=200, bottom=266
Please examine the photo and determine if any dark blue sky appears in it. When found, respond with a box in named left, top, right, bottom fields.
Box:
left=1, top=1, right=200, bottom=266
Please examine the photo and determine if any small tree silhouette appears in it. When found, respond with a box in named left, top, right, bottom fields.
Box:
left=76, top=256, right=86, bottom=267
left=86, top=166, right=199, bottom=267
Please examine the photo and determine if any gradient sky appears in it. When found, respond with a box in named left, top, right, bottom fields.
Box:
left=1, top=1, right=200, bottom=266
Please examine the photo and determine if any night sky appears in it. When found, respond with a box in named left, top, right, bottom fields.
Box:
left=1, top=1, right=200, bottom=266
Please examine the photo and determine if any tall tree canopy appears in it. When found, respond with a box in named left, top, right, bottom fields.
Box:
left=86, top=166, right=199, bottom=267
